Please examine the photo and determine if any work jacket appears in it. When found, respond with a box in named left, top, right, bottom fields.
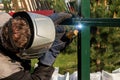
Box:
left=0, top=50, right=54, bottom=80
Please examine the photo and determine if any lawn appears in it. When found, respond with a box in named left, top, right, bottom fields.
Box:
left=53, top=52, right=77, bottom=74
left=31, top=52, right=77, bottom=74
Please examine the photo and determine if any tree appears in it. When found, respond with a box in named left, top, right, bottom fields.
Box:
left=2, top=0, right=11, bottom=12
left=90, top=0, right=120, bottom=72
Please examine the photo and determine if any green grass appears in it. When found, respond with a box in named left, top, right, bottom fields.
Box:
left=53, top=52, right=77, bottom=74
left=31, top=52, right=77, bottom=74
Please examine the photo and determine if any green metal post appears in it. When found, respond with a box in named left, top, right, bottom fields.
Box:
left=81, top=0, right=90, bottom=80
left=76, top=1, right=120, bottom=80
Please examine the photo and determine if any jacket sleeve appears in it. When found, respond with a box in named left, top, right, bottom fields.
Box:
left=49, top=12, right=72, bottom=25
left=0, top=63, right=54, bottom=80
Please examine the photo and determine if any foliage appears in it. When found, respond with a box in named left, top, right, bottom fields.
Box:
left=50, top=0, right=67, bottom=12
left=1, top=0, right=11, bottom=12
left=90, top=27, right=120, bottom=72
left=90, top=0, right=120, bottom=72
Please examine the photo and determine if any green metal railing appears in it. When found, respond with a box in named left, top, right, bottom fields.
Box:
left=77, top=0, right=120, bottom=80
left=77, top=18, right=120, bottom=80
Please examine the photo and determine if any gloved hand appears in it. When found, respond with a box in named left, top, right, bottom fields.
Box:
left=65, top=29, right=79, bottom=39
left=33, top=62, right=54, bottom=80
left=55, top=25, right=78, bottom=51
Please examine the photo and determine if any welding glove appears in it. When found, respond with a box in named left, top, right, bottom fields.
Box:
left=33, top=62, right=54, bottom=80
left=55, top=25, right=78, bottom=51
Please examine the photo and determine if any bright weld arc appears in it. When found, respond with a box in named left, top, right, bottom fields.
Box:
left=76, top=23, right=83, bottom=30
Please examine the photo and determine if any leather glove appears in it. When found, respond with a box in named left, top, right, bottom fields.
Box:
left=33, top=62, right=54, bottom=80
left=55, top=25, right=78, bottom=51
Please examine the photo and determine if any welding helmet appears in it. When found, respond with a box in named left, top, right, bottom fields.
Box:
left=0, top=11, right=55, bottom=59
left=12, top=11, right=55, bottom=59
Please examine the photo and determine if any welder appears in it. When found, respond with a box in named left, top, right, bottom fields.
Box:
left=0, top=11, right=78, bottom=80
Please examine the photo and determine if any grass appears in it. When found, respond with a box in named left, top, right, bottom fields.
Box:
left=31, top=52, right=77, bottom=74
left=53, top=52, right=77, bottom=74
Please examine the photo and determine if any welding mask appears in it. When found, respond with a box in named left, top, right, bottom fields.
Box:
left=0, top=11, right=55, bottom=59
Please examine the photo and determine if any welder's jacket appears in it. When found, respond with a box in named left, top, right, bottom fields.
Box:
left=0, top=53, right=23, bottom=79
left=0, top=51, right=54, bottom=80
